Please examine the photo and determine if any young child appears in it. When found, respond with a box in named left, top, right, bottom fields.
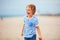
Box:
left=21, top=4, right=42, bottom=40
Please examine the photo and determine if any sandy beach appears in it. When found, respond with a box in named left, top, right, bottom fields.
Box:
left=0, top=16, right=60, bottom=40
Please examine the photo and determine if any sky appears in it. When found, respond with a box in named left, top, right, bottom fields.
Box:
left=0, top=0, right=60, bottom=16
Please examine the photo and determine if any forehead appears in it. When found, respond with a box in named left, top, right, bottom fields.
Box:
left=26, top=6, right=31, bottom=10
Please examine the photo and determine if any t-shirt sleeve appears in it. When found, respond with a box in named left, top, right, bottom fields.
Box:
left=23, top=16, right=25, bottom=24
left=35, top=17, right=39, bottom=27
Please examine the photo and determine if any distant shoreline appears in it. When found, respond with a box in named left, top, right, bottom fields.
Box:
left=0, top=14, right=60, bottom=18
left=38, top=14, right=60, bottom=16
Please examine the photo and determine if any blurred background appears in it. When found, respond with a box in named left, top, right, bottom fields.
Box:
left=0, top=0, right=60, bottom=40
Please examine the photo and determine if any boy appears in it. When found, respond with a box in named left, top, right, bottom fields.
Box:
left=21, top=4, right=42, bottom=40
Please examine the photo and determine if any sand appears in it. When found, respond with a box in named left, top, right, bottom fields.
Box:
left=0, top=16, right=60, bottom=40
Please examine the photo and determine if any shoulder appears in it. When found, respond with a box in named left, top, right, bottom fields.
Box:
left=23, top=16, right=28, bottom=22
left=33, top=16, right=38, bottom=21
left=23, top=16, right=26, bottom=18
left=23, top=16, right=27, bottom=19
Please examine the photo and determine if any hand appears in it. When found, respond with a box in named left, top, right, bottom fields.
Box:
left=39, top=36, right=42, bottom=40
left=21, top=33, right=23, bottom=36
left=39, top=37, right=42, bottom=40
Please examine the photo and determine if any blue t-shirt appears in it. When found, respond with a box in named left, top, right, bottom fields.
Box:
left=23, top=16, right=39, bottom=38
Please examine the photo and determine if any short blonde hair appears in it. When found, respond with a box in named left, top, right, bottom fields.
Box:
left=26, top=4, right=36, bottom=15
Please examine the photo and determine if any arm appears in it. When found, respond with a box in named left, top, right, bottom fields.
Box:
left=21, top=24, right=24, bottom=36
left=36, top=26, right=42, bottom=38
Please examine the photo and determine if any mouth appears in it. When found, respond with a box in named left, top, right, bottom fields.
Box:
left=27, top=13, right=30, bottom=15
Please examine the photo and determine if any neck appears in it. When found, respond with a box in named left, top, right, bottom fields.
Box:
left=27, top=15, right=33, bottom=18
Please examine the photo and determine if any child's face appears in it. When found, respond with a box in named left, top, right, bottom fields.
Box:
left=26, top=7, right=33, bottom=16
